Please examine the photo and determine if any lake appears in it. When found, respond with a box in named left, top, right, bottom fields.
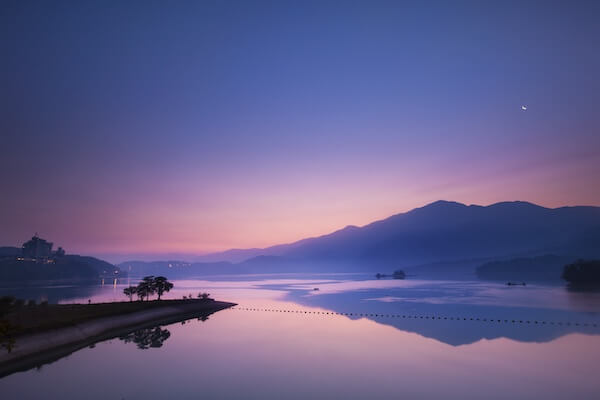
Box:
left=1, top=274, right=600, bottom=399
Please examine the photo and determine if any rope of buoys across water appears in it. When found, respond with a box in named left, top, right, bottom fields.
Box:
left=227, top=307, right=599, bottom=328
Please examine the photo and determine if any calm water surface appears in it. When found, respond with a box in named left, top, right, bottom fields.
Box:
left=1, top=274, right=599, bottom=399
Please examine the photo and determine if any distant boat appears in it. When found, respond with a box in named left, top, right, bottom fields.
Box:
left=313, top=288, right=319, bottom=291
left=375, top=270, right=406, bottom=279
left=506, top=282, right=526, bottom=286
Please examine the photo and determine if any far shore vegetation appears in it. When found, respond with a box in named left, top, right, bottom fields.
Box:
left=562, top=260, right=600, bottom=284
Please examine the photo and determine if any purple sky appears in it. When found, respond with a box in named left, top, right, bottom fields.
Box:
left=1, top=1, right=599, bottom=261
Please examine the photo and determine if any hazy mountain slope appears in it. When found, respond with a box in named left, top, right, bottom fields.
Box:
left=122, top=201, right=600, bottom=276
left=280, top=201, right=600, bottom=264
left=206, top=201, right=600, bottom=267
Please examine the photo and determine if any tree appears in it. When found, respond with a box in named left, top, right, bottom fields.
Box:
left=136, top=276, right=156, bottom=301
left=153, top=276, right=173, bottom=300
left=0, top=319, right=16, bottom=353
left=136, top=285, right=148, bottom=301
left=123, top=286, right=137, bottom=302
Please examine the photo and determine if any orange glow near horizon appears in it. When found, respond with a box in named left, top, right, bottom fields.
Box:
left=4, top=141, right=598, bottom=260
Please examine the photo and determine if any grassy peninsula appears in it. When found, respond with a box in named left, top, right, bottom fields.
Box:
left=1, top=298, right=234, bottom=339
left=0, top=298, right=235, bottom=377
left=0, top=276, right=235, bottom=377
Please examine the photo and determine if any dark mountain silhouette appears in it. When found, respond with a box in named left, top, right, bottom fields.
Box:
left=274, top=201, right=599, bottom=264
left=121, top=200, right=600, bottom=277
left=210, top=200, right=600, bottom=263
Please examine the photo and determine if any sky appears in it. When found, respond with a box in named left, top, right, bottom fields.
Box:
left=1, top=0, right=599, bottom=261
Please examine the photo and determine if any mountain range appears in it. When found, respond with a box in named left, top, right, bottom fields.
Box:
left=120, top=200, right=600, bottom=278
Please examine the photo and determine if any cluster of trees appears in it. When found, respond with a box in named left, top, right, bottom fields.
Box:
left=184, top=293, right=210, bottom=300
left=123, top=276, right=174, bottom=301
left=0, top=295, right=47, bottom=309
left=0, top=319, right=14, bottom=353
left=562, top=260, right=600, bottom=283
left=0, top=296, right=19, bottom=353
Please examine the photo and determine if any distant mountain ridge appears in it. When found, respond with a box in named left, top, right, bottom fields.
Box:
left=202, top=201, right=600, bottom=262
left=121, top=200, right=600, bottom=276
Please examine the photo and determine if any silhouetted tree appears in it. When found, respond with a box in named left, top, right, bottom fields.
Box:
left=562, top=260, right=600, bottom=283
left=0, top=320, right=16, bottom=353
left=0, top=296, right=15, bottom=317
left=136, top=285, right=148, bottom=301
left=136, top=276, right=156, bottom=301
left=153, top=276, right=173, bottom=300
left=123, top=286, right=137, bottom=302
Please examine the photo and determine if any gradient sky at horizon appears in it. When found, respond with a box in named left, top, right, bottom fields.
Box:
left=1, top=0, right=599, bottom=260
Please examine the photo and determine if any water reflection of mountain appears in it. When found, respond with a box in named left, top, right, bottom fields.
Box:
left=283, top=286, right=600, bottom=346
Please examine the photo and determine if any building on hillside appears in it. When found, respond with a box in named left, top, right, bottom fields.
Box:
left=22, top=234, right=53, bottom=258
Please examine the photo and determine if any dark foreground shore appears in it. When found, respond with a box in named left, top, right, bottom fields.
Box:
left=0, top=299, right=235, bottom=377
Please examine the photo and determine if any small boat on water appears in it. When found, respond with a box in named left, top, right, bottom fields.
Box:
left=375, top=270, right=406, bottom=280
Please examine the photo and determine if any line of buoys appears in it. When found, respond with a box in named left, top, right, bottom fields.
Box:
left=228, top=307, right=599, bottom=328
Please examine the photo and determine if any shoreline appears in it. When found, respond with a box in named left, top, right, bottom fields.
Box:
left=0, top=299, right=235, bottom=377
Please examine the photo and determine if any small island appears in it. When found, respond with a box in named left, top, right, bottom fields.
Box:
left=375, top=270, right=406, bottom=280
left=0, top=276, right=235, bottom=377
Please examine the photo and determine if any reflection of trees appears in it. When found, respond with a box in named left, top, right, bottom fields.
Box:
left=119, top=326, right=171, bottom=349
left=566, top=284, right=600, bottom=293
left=565, top=284, right=600, bottom=314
